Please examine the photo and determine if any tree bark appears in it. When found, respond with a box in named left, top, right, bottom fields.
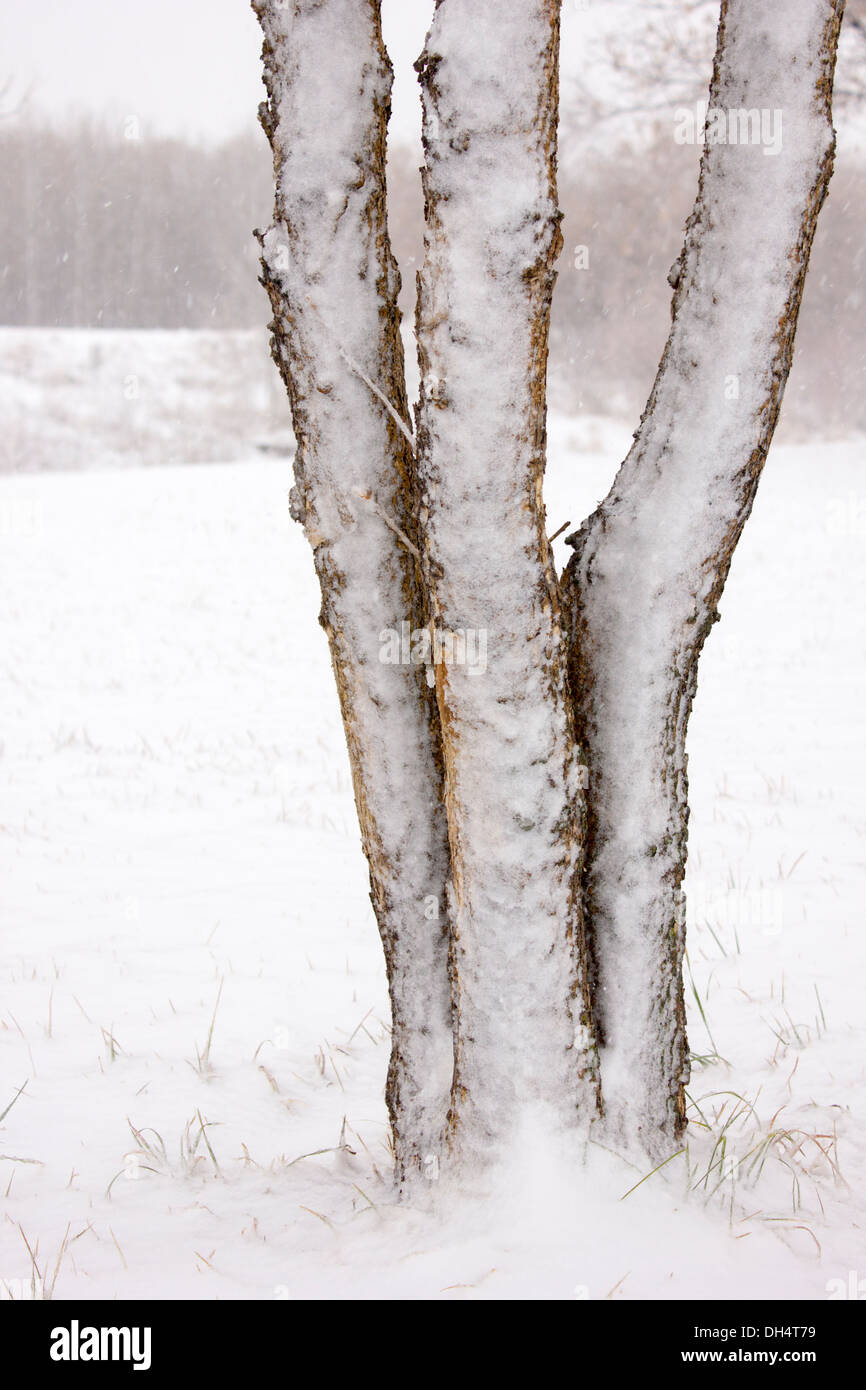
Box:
left=563, top=0, right=845, bottom=1159
left=255, top=0, right=844, bottom=1185
left=415, top=0, right=599, bottom=1171
left=253, top=0, right=453, bottom=1180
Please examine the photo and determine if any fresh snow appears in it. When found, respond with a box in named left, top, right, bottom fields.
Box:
left=1, top=391, right=864, bottom=1298
left=0, top=328, right=288, bottom=473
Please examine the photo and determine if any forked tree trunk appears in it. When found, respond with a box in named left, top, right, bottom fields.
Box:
left=253, top=0, right=453, bottom=1178
left=563, top=0, right=845, bottom=1158
left=255, top=0, right=844, bottom=1183
left=414, top=0, right=599, bottom=1169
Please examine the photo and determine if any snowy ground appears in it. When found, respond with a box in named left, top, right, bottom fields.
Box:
left=1, top=402, right=864, bottom=1300
left=0, top=328, right=289, bottom=473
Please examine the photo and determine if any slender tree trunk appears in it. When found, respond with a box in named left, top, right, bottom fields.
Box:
left=415, top=0, right=599, bottom=1170
left=253, top=0, right=453, bottom=1179
left=563, top=0, right=845, bottom=1159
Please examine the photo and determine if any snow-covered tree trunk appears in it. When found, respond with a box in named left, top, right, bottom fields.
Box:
left=255, top=0, right=843, bottom=1186
left=414, top=0, right=599, bottom=1170
left=253, top=0, right=453, bottom=1179
left=563, top=0, right=845, bottom=1159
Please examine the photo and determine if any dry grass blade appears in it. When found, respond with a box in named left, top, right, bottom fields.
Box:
left=0, top=1081, right=28, bottom=1124
left=620, top=1149, right=685, bottom=1200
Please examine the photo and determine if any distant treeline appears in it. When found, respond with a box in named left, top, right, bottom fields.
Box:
left=1, top=119, right=863, bottom=435
left=549, top=136, right=866, bottom=436
left=0, top=122, right=270, bottom=330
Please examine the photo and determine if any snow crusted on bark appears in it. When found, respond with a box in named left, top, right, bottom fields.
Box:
left=565, top=0, right=843, bottom=1158
left=415, top=0, right=598, bottom=1170
left=254, top=0, right=453, bottom=1178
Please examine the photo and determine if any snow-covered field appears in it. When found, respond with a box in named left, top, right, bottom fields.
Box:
left=1, top=388, right=864, bottom=1299
left=0, top=328, right=289, bottom=473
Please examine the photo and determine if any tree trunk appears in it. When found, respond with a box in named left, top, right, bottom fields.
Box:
left=253, top=0, right=453, bottom=1180
left=414, top=0, right=599, bottom=1171
left=563, top=0, right=845, bottom=1159
left=255, top=0, right=845, bottom=1185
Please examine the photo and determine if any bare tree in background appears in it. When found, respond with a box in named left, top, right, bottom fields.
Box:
left=253, top=0, right=845, bottom=1184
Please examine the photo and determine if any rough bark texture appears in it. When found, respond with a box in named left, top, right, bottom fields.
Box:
left=253, top=0, right=453, bottom=1180
left=255, top=0, right=843, bottom=1183
left=415, top=0, right=599, bottom=1170
left=563, top=0, right=845, bottom=1159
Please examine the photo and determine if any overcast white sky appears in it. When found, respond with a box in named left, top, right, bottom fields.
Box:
left=2, top=0, right=629, bottom=149
left=3, top=0, right=435, bottom=145
left=7, top=3, right=861, bottom=156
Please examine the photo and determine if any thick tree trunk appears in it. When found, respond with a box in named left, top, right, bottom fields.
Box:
left=563, top=0, right=845, bottom=1159
left=253, top=0, right=453, bottom=1180
left=256, top=0, right=844, bottom=1186
left=414, top=0, right=599, bottom=1170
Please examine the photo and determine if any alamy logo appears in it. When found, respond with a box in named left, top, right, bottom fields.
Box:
left=379, top=620, right=487, bottom=685
left=2, top=1277, right=43, bottom=1300
left=826, top=1271, right=866, bottom=1300
left=50, top=1320, right=152, bottom=1371
left=675, top=101, right=783, bottom=157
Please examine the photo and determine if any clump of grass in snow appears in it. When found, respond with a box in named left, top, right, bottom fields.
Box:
left=100, top=1026, right=124, bottom=1063
left=683, top=1085, right=846, bottom=1231
left=189, top=978, right=224, bottom=1077
left=629, top=962, right=845, bottom=1232
left=2, top=1222, right=71, bottom=1300
left=107, top=1113, right=223, bottom=1196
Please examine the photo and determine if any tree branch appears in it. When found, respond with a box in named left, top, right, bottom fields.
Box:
left=563, top=0, right=845, bottom=1158
left=253, top=0, right=453, bottom=1181
left=415, top=0, right=599, bottom=1169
